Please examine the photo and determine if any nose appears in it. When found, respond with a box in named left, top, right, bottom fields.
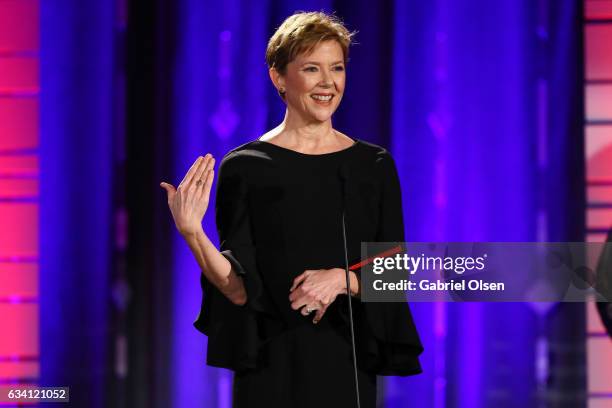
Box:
left=319, top=68, right=333, bottom=87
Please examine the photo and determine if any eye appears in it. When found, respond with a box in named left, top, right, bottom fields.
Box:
left=304, top=66, right=318, bottom=72
left=333, top=66, right=345, bottom=71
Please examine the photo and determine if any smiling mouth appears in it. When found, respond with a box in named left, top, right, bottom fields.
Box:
left=311, top=94, right=334, bottom=103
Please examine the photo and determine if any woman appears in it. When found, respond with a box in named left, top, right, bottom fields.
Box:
left=160, top=11, right=423, bottom=408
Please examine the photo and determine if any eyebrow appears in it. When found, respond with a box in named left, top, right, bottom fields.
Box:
left=301, top=61, right=344, bottom=66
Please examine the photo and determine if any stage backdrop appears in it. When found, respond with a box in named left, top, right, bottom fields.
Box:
left=38, top=0, right=585, bottom=407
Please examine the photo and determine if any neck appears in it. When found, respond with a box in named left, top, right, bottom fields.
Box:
left=270, top=108, right=336, bottom=147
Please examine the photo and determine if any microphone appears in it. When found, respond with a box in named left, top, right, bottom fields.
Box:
left=338, top=162, right=361, bottom=408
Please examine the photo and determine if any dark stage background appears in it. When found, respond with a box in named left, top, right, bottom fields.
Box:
left=33, top=0, right=591, bottom=407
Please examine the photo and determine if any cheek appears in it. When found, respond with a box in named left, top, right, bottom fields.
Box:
left=290, top=76, right=316, bottom=93
left=336, top=77, right=346, bottom=92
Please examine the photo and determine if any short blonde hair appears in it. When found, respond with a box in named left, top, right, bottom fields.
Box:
left=266, top=11, right=355, bottom=75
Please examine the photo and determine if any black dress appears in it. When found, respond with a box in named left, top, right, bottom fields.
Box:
left=194, top=138, right=423, bottom=408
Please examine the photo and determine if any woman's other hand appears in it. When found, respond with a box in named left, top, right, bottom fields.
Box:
left=289, top=268, right=348, bottom=324
left=160, top=154, right=215, bottom=237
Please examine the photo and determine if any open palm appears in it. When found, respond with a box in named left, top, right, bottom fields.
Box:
left=160, top=154, right=215, bottom=236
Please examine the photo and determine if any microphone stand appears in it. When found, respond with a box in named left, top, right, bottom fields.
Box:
left=339, top=165, right=361, bottom=408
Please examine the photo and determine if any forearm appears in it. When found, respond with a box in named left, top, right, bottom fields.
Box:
left=182, top=226, right=247, bottom=305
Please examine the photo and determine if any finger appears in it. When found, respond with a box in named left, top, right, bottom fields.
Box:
left=188, top=154, right=210, bottom=188
left=290, top=271, right=309, bottom=292
left=313, top=304, right=329, bottom=324
left=289, top=285, right=316, bottom=304
left=178, top=156, right=204, bottom=188
left=300, top=306, right=312, bottom=316
left=300, top=304, right=318, bottom=317
left=288, top=287, right=299, bottom=302
left=290, top=296, right=310, bottom=311
left=178, top=156, right=202, bottom=188
left=205, top=156, right=215, bottom=172
left=200, top=169, right=215, bottom=199
left=160, top=182, right=176, bottom=200
left=192, top=154, right=213, bottom=189
left=198, top=159, right=215, bottom=199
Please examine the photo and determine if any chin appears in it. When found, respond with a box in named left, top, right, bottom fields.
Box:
left=307, top=108, right=337, bottom=122
left=311, top=114, right=334, bottom=122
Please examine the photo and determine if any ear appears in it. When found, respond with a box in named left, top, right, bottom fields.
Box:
left=269, top=67, right=286, bottom=92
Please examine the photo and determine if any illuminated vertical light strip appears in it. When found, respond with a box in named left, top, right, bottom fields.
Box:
left=171, top=1, right=217, bottom=406
left=388, top=1, right=434, bottom=406
left=584, top=0, right=612, bottom=406
left=40, top=1, right=114, bottom=404
left=171, top=0, right=273, bottom=405
left=536, top=0, right=549, bottom=245
left=389, top=1, right=453, bottom=406
left=0, top=0, right=40, bottom=393
left=532, top=2, right=553, bottom=406
left=210, top=31, right=236, bottom=407
left=428, top=2, right=449, bottom=407
left=111, top=0, right=129, bottom=400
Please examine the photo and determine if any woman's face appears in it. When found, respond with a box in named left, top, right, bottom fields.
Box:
left=275, top=40, right=346, bottom=123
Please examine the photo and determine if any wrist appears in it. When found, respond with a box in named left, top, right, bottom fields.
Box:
left=348, top=271, right=360, bottom=297
left=180, top=224, right=204, bottom=241
left=334, top=268, right=359, bottom=296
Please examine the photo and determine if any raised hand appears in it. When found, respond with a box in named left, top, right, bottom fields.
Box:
left=160, top=154, right=215, bottom=236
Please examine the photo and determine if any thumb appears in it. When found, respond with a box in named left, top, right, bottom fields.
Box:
left=160, top=182, right=176, bottom=198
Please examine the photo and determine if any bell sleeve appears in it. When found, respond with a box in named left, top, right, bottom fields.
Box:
left=355, top=149, right=424, bottom=376
left=193, top=151, right=276, bottom=373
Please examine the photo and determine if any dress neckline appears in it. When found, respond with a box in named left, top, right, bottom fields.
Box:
left=254, top=138, right=360, bottom=157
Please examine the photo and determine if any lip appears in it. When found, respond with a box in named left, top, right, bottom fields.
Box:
left=310, top=94, right=335, bottom=104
